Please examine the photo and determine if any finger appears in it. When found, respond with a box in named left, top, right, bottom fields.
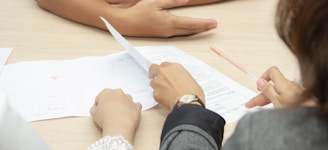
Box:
left=150, top=75, right=157, bottom=89
left=261, top=67, right=289, bottom=90
left=114, top=88, right=125, bottom=95
left=90, top=106, right=96, bottom=116
left=160, top=62, right=172, bottom=66
left=93, top=89, right=106, bottom=106
left=149, top=64, right=160, bottom=78
left=157, top=0, right=190, bottom=9
left=174, top=16, right=217, bottom=30
left=93, top=96, right=99, bottom=106
left=94, top=89, right=107, bottom=106
left=126, top=94, right=133, bottom=100
left=256, top=78, right=267, bottom=91
left=152, top=90, right=162, bottom=103
left=245, top=100, right=257, bottom=108
left=167, top=17, right=217, bottom=37
left=135, top=102, right=142, bottom=110
left=245, top=93, right=271, bottom=108
left=260, top=81, right=281, bottom=106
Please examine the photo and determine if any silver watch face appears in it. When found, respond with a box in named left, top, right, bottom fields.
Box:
left=180, top=94, right=197, bottom=103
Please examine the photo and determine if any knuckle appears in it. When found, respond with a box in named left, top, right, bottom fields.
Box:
left=270, top=66, right=279, bottom=70
left=269, top=66, right=281, bottom=74
left=161, top=62, right=171, bottom=66
left=153, top=90, right=160, bottom=100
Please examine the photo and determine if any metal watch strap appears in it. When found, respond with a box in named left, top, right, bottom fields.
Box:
left=174, top=94, right=205, bottom=109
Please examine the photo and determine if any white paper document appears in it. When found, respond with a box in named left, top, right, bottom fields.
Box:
left=0, top=52, right=155, bottom=122
left=0, top=46, right=256, bottom=123
left=138, top=46, right=257, bottom=123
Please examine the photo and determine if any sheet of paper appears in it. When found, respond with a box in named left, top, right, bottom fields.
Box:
left=0, top=52, right=156, bottom=121
left=0, top=48, right=13, bottom=74
left=137, top=46, right=257, bottom=123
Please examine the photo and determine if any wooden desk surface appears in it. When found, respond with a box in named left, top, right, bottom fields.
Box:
left=0, top=0, right=299, bottom=149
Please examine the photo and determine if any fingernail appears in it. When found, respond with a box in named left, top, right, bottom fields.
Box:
left=206, top=20, right=217, bottom=28
left=257, top=78, right=265, bottom=88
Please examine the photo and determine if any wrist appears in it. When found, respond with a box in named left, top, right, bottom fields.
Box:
left=89, top=135, right=133, bottom=150
left=102, top=120, right=136, bottom=144
left=103, top=127, right=135, bottom=144
left=174, top=94, right=205, bottom=110
left=102, top=6, right=123, bottom=30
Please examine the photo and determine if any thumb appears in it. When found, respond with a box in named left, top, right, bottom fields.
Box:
left=157, top=0, right=190, bottom=9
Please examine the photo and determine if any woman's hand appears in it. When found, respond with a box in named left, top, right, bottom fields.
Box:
left=149, top=62, right=205, bottom=111
left=90, top=89, right=142, bottom=143
left=245, top=67, right=304, bottom=108
left=109, top=0, right=217, bottom=37
left=37, top=0, right=217, bottom=38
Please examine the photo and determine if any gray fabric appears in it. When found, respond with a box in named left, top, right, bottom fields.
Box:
left=223, top=107, right=328, bottom=150
left=160, top=124, right=218, bottom=150
left=160, top=104, right=225, bottom=150
left=0, top=99, right=50, bottom=150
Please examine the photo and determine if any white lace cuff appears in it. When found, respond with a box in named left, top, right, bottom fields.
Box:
left=88, top=135, right=134, bottom=150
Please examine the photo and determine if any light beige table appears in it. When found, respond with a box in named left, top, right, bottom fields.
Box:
left=0, top=0, right=299, bottom=149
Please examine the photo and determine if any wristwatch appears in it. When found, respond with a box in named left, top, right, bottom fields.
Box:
left=174, top=94, right=205, bottom=109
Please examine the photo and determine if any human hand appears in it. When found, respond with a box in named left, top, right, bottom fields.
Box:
left=149, top=62, right=205, bottom=111
left=245, top=67, right=304, bottom=108
left=105, top=0, right=140, bottom=8
left=90, top=89, right=142, bottom=143
left=108, top=0, right=217, bottom=37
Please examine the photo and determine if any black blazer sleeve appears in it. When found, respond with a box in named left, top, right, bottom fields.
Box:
left=160, top=104, right=226, bottom=149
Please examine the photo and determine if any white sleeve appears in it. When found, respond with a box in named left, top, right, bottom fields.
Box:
left=88, top=136, right=134, bottom=150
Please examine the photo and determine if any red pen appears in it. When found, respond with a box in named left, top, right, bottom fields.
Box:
left=210, top=46, right=258, bottom=82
